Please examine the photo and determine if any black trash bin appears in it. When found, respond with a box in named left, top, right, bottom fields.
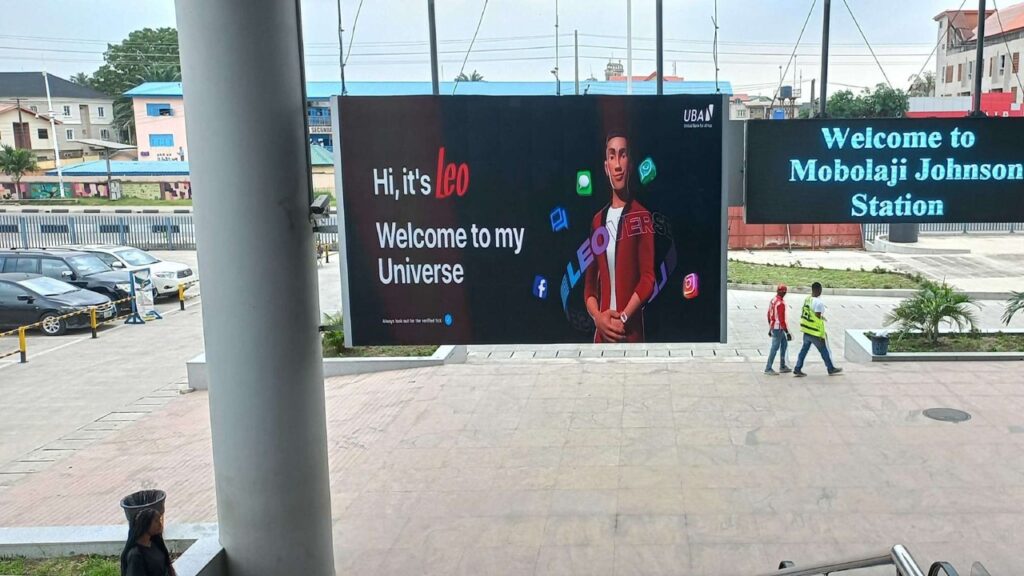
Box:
left=869, top=334, right=890, bottom=356
left=120, top=489, right=166, bottom=524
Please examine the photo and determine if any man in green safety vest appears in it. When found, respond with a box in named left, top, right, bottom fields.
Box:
left=793, top=282, right=843, bottom=377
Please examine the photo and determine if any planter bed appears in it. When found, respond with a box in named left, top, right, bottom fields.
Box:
left=845, top=329, right=1024, bottom=362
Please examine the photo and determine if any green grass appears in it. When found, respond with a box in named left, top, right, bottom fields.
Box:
left=0, top=556, right=118, bottom=576
left=334, top=345, right=438, bottom=358
left=888, top=332, right=1024, bottom=353
left=728, top=260, right=923, bottom=290
left=3, top=198, right=192, bottom=207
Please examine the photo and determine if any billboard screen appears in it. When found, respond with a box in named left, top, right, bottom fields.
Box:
left=336, top=95, right=725, bottom=345
left=745, top=117, right=1024, bottom=223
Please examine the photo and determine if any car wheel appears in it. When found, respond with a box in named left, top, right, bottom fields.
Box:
left=40, top=313, right=67, bottom=336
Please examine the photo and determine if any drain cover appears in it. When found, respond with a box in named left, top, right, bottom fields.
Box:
left=923, top=408, right=972, bottom=423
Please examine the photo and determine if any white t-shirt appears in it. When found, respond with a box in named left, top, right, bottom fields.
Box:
left=811, top=297, right=825, bottom=317
left=605, top=206, right=624, bottom=310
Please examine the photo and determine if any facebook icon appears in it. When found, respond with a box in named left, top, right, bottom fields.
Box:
left=532, top=275, right=549, bottom=299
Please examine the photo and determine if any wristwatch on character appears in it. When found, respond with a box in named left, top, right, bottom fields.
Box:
left=620, top=312, right=629, bottom=325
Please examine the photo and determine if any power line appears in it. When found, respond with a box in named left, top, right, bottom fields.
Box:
left=771, top=0, right=817, bottom=107
left=343, top=0, right=366, bottom=66
left=841, top=0, right=893, bottom=89
left=452, top=0, right=490, bottom=94
left=912, top=0, right=968, bottom=91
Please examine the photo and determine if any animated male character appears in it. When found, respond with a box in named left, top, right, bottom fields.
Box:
left=584, top=132, right=655, bottom=343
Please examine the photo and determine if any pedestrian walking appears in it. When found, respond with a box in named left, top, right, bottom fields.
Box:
left=793, top=281, right=843, bottom=377
left=764, top=284, right=792, bottom=375
left=121, top=507, right=175, bottom=576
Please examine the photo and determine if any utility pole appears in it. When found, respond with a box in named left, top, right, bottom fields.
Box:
left=819, top=0, right=831, bottom=117
left=428, top=0, right=439, bottom=95
left=337, top=0, right=346, bottom=95
left=626, top=0, right=632, bottom=95
left=656, top=0, right=663, bottom=95
left=810, top=78, right=816, bottom=115
left=574, top=29, right=580, bottom=95
left=43, top=72, right=66, bottom=198
left=554, top=0, right=560, bottom=95
left=972, top=0, right=987, bottom=115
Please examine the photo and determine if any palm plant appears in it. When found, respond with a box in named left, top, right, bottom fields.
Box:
left=455, top=70, right=484, bottom=82
left=321, top=312, right=346, bottom=356
left=884, top=280, right=978, bottom=343
left=1003, top=291, right=1024, bottom=326
left=0, top=145, right=38, bottom=196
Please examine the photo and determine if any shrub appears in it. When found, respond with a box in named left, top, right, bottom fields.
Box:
left=884, top=280, right=978, bottom=343
left=1003, top=291, right=1024, bottom=326
left=321, top=312, right=345, bottom=356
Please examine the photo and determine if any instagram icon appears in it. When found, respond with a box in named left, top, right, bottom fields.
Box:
left=683, top=273, right=699, bottom=300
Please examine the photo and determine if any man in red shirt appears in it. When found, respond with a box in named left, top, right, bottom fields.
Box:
left=583, top=132, right=655, bottom=343
left=765, top=284, right=792, bottom=374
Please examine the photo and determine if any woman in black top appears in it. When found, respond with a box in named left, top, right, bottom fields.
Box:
left=120, top=507, right=175, bottom=576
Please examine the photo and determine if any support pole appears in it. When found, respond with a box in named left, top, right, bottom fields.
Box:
left=819, top=0, right=831, bottom=117
left=626, top=0, right=633, bottom=95
left=337, top=0, right=346, bottom=95
left=555, top=0, right=560, bottom=96
left=972, top=0, right=987, bottom=115
left=173, top=1, right=335, bottom=574
left=428, top=0, right=440, bottom=95
left=574, top=29, right=580, bottom=95
left=43, top=73, right=66, bottom=198
left=656, top=0, right=664, bottom=95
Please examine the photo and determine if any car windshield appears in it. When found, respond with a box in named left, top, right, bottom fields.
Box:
left=18, top=276, right=78, bottom=297
left=66, top=254, right=113, bottom=276
left=115, top=248, right=159, bottom=267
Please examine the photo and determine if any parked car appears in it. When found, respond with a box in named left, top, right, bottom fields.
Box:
left=63, top=245, right=195, bottom=298
left=0, top=273, right=115, bottom=336
left=0, top=249, right=132, bottom=310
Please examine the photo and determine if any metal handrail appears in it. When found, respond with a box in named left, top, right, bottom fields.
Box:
left=928, top=562, right=961, bottom=576
left=761, top=545, right=924, bottom=576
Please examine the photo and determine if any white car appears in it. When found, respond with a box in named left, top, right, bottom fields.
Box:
left=64, top=245, right=196, bottom=297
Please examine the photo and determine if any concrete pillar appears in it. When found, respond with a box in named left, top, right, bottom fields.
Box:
left=173, top=1, right=335, bottom=575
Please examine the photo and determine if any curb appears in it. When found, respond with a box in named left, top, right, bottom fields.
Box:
left=864, top=235, right=972, bottom=255
left=728, top=283, right=1014, bottom=301
left=844, top=328, right=1024, bottom=363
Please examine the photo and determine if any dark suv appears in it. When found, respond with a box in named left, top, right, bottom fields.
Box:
left=0, top=249, right=133, bottom=307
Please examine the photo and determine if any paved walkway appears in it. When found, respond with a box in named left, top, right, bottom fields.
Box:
left=730, top=233, right=1024, bottom=294
left=0, top=359, right=1022, bottom=575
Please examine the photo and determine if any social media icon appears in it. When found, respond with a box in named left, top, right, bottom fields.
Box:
left=576, top=170, right=592, bottom=196
left=533, top=275, right=549, bottom=299
left=638, top=157, right=657, bottom=186
left=683, top=273, right=699, bottom=300
left=444, top=313, right=454, bottom=326
left=549, top=206, right=568, bottom=232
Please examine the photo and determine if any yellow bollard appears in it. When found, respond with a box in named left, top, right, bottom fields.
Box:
left=18, top=327, right=26, bottom=364
left=90, top=308, right=98, bottom=339
left=179, top=284, right=186, bottom=311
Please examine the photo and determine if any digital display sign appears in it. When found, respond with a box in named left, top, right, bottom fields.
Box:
left=745, top=117, right=1024, bottom=223
left=335, top=95, right=726, bottom=345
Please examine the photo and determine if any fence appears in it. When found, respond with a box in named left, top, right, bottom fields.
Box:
left=863, top=222, right=1021, bottom=242
left=0, top=212, right=340, bottom=251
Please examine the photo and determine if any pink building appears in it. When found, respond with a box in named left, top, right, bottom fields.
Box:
left=126, top=83, right=188, bottom=161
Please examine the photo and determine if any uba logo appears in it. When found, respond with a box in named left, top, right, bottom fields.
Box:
left=682, top=104, right=715, bottom=126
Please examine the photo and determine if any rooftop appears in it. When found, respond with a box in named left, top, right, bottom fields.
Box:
left=976, top=1, right=1024, bottom=38
left=127, top=80, right=735, bottom=99
left=0, top=72, right=110, bottom=100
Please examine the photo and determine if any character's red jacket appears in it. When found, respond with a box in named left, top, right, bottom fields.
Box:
left=584, top=199, right=656, bottom=343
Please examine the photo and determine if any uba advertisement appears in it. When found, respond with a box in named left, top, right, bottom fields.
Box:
left=336, top=95, right=726, bottom=346
left=745, top=117, right=1024, bottom=223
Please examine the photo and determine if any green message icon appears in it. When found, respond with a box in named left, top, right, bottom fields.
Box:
left=576, top=170, right=593, bottom=196
left=638, top=157, right=657, bottom=186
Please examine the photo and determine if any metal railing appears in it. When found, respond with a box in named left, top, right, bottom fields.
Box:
left=864, top=222, right=1021, bottom=242
left=761, top=545, right=925, bottom=576
left=0, top=212, right=340, bottom=251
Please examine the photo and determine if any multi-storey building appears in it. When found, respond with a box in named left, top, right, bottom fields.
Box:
left=935, top=4, right=1024, bottom=104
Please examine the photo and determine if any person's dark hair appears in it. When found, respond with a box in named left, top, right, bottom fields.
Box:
left=120, top=507, right=175, bottom=576
left=811, top=282, right=823, bottom=294
left=605, top=131, right=629, bottom=148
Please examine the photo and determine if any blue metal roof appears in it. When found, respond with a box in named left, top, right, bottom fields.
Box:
left=127, top=80, right=734, bottom=99
left=49, top=161, right=190, bottom=177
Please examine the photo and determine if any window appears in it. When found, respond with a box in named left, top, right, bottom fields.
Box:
left=734, top=108, right=748, bottom=119
left=66, top=129, right=75, bottom=141
left=957, top=63, right=963, bottom=82
left=0, top=282, right=25, bottom=300
left=101, top=129, right=111, bottom=140
left=62, top=105, right=71, bottom=116
left=999, top=54, right=1007, bottom=75
left=1013, top=86, right=1019, bottom=100
left=968, top=61, right=973, bottom=80
left=93, top=253, right=120, bottom=268
left=149, top=133, right=174, bottom=147
left=66, top=254, right=111, bottom=276
left=945, top=65, right=954, bottom=83
left=37, top=128, right=48, bottom=140
left=3, top=258, right=39, bottom=274
left=146, top=103, right=173, bottom=116
left=97, top=106, right=105, bottom=118
left=40, top=259, right=74, bottom=280
left=18, top=276, right=76, bottom=296
left=990, top=57, right=994, bottom=76
left=1014, top=53, right=1020, bottom=74
left=29, top=105, right=37, bottom=112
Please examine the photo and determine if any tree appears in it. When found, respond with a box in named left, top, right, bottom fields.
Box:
left=1003, top=291, right=1024, bottom=325
left=455, top=70, right=484, bottom=82
left=87, top=27, right=181, bottom=144
left=0, top=145, right=39, bottom=196
left=907, top=72, right=935, bottom=97
left=826, top=83, right=909, bottom=118
left=885, top=280, right=979, bottom=343
left=69, top=72, right=93, bottom=86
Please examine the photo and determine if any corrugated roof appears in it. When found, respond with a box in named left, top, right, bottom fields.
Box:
left=978, top=2, right=1024, bottom=37
left=0, top=72, right=110, bottom=100
left=127, top=80, right=734, bottom=99
left=309, top=144, right=333, bottom=166
left=48, top=161, right=190, bottom=177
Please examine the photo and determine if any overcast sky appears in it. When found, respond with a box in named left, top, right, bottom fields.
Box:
left=1, top=0, right=963, bottom=97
